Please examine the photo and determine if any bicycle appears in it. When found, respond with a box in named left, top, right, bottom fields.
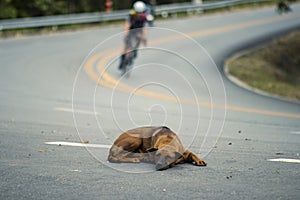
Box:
left=119, top=30, right=144, bottom=78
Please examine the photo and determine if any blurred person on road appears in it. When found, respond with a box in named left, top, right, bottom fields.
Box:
left=118, top=1, right=148, bottom=70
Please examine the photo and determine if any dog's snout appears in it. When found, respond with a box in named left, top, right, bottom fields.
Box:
left=155, top=163, right=168, bottom=170
left=155, top=158, right=168, bottom=170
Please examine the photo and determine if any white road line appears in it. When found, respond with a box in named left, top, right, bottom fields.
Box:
left=268, top=158, right=300, bottom=164
left=290, top=131, right=300, bottom=135
left=54, top=107, right=99, bottom=115
left=45, top=141, right=111, bottom=149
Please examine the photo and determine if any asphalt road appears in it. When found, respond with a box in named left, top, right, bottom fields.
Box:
left=1, top=4, right=300, bottom=200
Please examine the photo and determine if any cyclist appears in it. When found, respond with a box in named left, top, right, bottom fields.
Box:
left=277, top=0, right=292, bottom=14
left=118, top=1, right=148, bottom=70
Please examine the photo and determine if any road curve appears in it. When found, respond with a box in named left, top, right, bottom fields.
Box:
left=1, top=4, right=300, bottom=200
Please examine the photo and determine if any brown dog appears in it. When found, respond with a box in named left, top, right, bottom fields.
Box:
left=108, top=126, right=206, bottom=170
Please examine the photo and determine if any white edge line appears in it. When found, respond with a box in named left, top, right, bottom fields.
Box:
left=45, top=141, right=111, bottom=149
left=268, top=158, right=300, bottom=164
left=290, top=131, right=300, bottom=135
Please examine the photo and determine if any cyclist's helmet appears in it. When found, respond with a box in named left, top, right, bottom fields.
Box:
left=133, top=1, right=146, bottom=13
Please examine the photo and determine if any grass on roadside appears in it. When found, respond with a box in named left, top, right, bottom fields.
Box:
left=227, top=30, right=300, bottom=101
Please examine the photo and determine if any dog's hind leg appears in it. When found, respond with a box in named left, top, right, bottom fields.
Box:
left=108, top=151, right=143, bottom=163
left=108, top=146, right=145, bottom=163
left=108, top=135, right=145, bottom=163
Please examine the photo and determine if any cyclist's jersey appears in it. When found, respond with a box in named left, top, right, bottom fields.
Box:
left=127, top=10, right=148, bottom=30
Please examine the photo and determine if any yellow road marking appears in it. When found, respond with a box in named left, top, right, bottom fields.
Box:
left=225, top=105, right=300, bottom=119
left=83, top=12, right=300, bottom=119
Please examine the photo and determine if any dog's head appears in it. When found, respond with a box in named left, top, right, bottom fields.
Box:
left=148, top=146, right=183, bottom=170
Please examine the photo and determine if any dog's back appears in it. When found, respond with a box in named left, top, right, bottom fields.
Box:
left=124, top=126, right=170, bottom=138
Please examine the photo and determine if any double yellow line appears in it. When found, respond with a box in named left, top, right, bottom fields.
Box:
left=84, top=12, right=300, bottom=119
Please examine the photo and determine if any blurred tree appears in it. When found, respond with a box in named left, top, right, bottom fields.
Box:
left=0, top=0, right=196, bottom=19
left=113, top=0, right=132, bottom=10
left=32, top=0, right=68, bottom=16
left=0, top=0, right=17, bottom=19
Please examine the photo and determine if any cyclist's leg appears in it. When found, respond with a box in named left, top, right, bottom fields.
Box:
left=119, top=34, right=132, bottom=70
left=133, top=33, right=142, bottom=59
left=126, top=32, right=135, bottom=62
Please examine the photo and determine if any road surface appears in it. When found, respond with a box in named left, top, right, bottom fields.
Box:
left=1, top=4, right=300, bottom=200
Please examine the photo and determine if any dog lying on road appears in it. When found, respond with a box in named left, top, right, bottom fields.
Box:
left=108, top=126, right=206, bottom=170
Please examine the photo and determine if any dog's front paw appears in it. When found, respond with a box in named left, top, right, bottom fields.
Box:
left=194, top=159, right=207, bottom=166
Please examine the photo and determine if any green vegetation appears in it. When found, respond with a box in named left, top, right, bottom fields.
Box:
left=2, top=0, right=295, bottom=19
left=227, top=30, right=300, bottom=101
left=0, top=0, right=191, bottom=19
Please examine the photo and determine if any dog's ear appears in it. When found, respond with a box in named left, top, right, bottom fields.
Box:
left=146, top=147, right=158, bottom=152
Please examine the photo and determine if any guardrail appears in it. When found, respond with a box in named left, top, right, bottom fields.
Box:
left=0, top=0, right=270, bottom=31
